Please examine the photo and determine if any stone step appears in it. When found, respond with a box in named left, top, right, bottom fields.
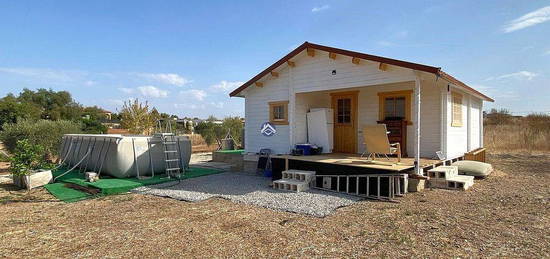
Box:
left=428, top=175, right=474, bottom=191
left=273, top=179, right=309, bottom=192
left=428, top=166, right=458, bottom=180
left=281, top=170, right=316, bottom=183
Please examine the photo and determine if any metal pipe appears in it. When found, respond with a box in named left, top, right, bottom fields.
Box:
left=147, top=138, right=155, bottom=178
left=131, top=138, right=140, bottom=179
left=82, top=137, right=97, bottom=173
left=93, top=138, right=106, bottom=172
left=97, top=138, right=112, bottom=178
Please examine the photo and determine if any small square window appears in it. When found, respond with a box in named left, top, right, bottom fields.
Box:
left=269, top=101, right=289, bottom=125
left=378, top=90, right=412, bottom=124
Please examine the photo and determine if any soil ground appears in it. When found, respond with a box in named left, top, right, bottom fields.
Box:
left=0, top=152, right=548, bottom=257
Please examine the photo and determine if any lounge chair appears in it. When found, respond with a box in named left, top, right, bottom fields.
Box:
left=361, top=124, right=402, bottom=162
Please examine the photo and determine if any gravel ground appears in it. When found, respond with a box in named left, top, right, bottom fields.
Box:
left=132, top=173, right=362, bottom=217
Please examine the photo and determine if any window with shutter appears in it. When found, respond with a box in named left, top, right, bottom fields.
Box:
left=451, top=92, right=463, bottom=127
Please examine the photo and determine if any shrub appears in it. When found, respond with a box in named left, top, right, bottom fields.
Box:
left=9, top=139, right=50, bottom=176
left=0, top=119, right=82, bottom=159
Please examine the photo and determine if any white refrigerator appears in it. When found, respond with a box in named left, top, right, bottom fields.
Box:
left=306, top=108, right=334, bottom=153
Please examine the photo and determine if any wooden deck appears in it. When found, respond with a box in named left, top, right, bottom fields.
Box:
left=273, top=153, right=445, bottom=172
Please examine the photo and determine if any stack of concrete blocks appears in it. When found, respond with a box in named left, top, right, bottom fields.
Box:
left=427, top=166, right=474, bottom=191
left=272, top=169, right=316, bottom=192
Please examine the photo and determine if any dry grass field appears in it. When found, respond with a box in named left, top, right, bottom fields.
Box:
left=1, top=152, right=549, bottom=257
left=484, top=113, right=550, bottom=152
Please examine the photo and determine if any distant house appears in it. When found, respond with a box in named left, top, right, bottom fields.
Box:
left=101, top=109, right=113, bottom=120
left=230, top=42, right=493, bottom=173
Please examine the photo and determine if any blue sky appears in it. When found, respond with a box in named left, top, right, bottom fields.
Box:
left=1, top=0, right=549, bottom=117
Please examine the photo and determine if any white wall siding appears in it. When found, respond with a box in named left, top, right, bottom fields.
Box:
left=244, top=67, right=291, bottom=154
left=291, top=51, right=416, bottom=94
left=416, top=78, right=442, bottom=158
left=445, top=88, right=470, bottom=158
left=469, top=97, right=482, bottom=150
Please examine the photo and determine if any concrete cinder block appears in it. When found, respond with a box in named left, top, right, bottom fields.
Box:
left=282, top=170, right=315, bottom=184
left=428, top=174, right=474, bottom=191
left=273, top=179, right=309, bottom=192
left=428, top=166, right=458, bottom=180
left=407, top=178, right=425, bottom=192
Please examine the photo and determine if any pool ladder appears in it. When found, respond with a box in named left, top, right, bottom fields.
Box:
left=161, top=133, right=182, bottom=178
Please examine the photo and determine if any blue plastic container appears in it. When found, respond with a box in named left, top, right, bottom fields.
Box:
left=295, top=144, right=313, bottom=155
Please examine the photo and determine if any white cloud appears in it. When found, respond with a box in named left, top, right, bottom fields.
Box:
left=180, top=89, right=207, bottom=101
left=174, top=103, right=205, bottom=110
left=502, top=6, right=550, bottom=33
left=107, top=97, right=136, bottom=107
left=485, top=71, right=538, bottom=81
left=118, top=87, right=135, bottom=94
left=471, top=84, right=518, bottom=100
left=312, top=4, right=330, bottom=13
left=210, top=102, right=224, bottom=109
left=0, top=67, right=86, bottom=83
left=138, top=73, right=190, bottom=86
left=137, top=85, right=169, bottom=98
left=84, top=80, right=96, bottom=86
left=209, top=80, right=244, bottom=93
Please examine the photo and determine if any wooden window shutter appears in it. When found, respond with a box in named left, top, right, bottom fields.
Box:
left=451, top=92, right=463, bottom=127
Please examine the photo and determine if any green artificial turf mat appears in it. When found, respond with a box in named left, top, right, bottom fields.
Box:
left=44, top=183, right=93, bottom=203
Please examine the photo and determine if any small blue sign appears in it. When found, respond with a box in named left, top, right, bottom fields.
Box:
left=260, top=122, right=276, bottom=137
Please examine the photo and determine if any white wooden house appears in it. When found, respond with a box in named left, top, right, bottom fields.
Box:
left=230, top=42, right=493, bottom=174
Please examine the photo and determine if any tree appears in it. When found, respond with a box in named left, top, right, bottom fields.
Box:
left=17, top=88, right=82, bottom=120
left=119, top=99, right=155, bottom=135
left=0, top=94, right=41, bottom=129
left=194, top=116, right=244, bottom=147
left=81, top=118, right=107, bottom=134
left=222, top=116, right=244, bottom=145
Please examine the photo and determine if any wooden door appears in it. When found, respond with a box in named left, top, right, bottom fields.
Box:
left=331, top=91, right=358, bottom=153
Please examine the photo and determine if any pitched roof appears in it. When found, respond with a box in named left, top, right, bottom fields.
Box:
left=229, top=42, right=494, bottom=102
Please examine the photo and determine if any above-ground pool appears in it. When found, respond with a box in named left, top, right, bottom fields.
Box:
left=59, top=134, right=191, bottom=178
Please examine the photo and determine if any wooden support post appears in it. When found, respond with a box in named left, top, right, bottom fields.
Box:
left=287, top=61, right=295, bottom=67
left=356, top=176, right=359, bottom=195
left=366, top=176, right=370, bottom=197
left=377, top=176, right=380, bottom=199
left=352, top=57, right=360, bottom=65
left=307, top=48, right=315, bottom=57
left=255, top=82, right=263, bottom=87
left=285, top=158, right=289, bottom=170
left=270, top=71, right=279, bottom=77
left=329, top=52, right=337, bottom=59
left=414, top=72, right=422, bottom=175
